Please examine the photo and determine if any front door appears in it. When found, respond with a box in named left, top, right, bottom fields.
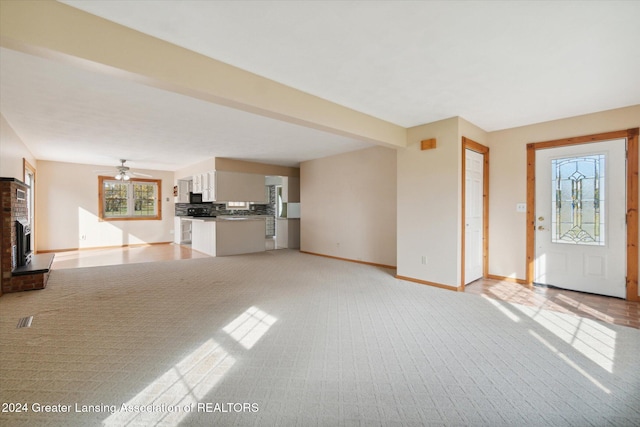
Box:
left=534, top=139, right=626, bottom=298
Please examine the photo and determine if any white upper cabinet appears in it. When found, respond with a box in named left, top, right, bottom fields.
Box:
left=192, top=174, right=202, bottom=194
left=215, top=171, right=266, bottom=203
left=176, top=179, right=192, bottom=203
left=202, top=171, right=215, bottom=202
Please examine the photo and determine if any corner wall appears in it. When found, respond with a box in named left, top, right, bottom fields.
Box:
left=397, top=117, right=463, bottom=288
left=300, top=146, right=397, bottom=267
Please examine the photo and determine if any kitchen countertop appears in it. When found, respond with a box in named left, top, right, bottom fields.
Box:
left=184, top=216, right=268, bottom=222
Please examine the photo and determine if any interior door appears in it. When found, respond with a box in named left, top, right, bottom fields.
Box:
left=465, top=149, right=484, bottom=284
left=534, top=139, right=626, bottom=298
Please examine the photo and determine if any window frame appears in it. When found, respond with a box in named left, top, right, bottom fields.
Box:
left=98, top=176, right=162, bottom=221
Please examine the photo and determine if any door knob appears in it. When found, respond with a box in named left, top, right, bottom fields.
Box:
left=538, top=226, right=545, bottom=230
left=538, top=216, right=545, bottom=221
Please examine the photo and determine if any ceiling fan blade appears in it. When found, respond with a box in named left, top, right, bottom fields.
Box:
left=131, top=172, right=152, bottom=178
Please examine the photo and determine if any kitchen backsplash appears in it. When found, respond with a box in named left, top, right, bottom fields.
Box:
left=175, top=186, right=277, bottom=217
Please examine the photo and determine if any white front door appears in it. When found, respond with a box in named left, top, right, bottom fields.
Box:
left=534, top=139, right=626, bottom=298
left=465, top=149, right=484, bottom=284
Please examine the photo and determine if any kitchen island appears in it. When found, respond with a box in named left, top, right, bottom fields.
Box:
left=190, top=216, right=267, bottom=257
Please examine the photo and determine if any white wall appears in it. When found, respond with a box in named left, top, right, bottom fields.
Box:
left=488, top=105, right=640, bottom=293
left=0, top=114, right=36, bottom=180
left=36, top=160, right=175, bottom=251
left=300, top=146, right=397, bottom=267
left=398, top=117, right=462, bottom=287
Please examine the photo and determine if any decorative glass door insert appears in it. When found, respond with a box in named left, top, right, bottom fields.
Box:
left=535, top=138, right=625, bottom=298
left=551, top=154, right=605, bottom=245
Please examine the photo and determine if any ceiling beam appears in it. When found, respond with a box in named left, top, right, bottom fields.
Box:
left=0, top=0, right=406, bottom=149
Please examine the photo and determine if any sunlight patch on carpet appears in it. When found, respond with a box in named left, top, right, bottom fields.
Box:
left=102, top=339, right=235, bottom=426
left=223, top=306, right=277, bottom=350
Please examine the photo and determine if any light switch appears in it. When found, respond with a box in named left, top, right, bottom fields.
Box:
left=516, top=203, right=526, bottom=213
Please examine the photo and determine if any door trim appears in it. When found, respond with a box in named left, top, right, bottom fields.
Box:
left=526, top=128, right=639, bottom=301
left=23, top=158, right=36, bottom=254
left=461, top=137, right=489, bottom=289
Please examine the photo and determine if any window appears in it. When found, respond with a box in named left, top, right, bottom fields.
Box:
left=99, top=176, right=162, bottom=221
left=227, top=201, right=249, bottom=210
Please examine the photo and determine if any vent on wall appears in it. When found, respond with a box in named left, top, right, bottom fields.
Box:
left=16, top=316, right=33, bottom=328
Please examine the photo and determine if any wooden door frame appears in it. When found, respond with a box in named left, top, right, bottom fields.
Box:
left=526, top=128, right=639, bottom=301
left=461, top=137, right=490, bottom=289
left=23, top=158, right=36, bottom=253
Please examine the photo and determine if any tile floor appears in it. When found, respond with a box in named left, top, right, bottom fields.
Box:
left=50, top=244, right=639, bottom=330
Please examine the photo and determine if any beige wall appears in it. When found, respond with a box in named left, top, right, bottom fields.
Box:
left=0, top=114, right=36, bottom=180
left=174, top=157, right=216, bottom=181
left=175, top=157, right=299, bottom=182
left=215, top=158, right=300, bottom=178
left=487, top=105, right=640, bottom=291
left=398, top=117, right=462, bottom=287
left=300, top=146, right=397, bottom=267
left=36, top=161, right=175, bottom=251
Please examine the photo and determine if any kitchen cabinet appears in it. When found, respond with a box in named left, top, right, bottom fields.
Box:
left=176, top=179, right=192, bottom=203
left=190, top=171, right=215, bottom=202
left=215, top=171, right=266, bottom=202
left=191, top=217, right=266, bottom=256
left=173, top=217, right=192, bottom=244
left=193, top=174, right=202, bottom=194
left=202, top=171, right=215, bottom=202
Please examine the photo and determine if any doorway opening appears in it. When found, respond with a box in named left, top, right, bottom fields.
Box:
left=526, top=128, right=639, bottom=301
left=461, top=137, right=489, bottom=289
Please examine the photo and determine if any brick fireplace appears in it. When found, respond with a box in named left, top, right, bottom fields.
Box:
left=0, top=177, right=53, bottom=295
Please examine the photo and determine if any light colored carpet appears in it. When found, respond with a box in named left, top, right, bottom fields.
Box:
left=1, top=250, right=639, bottom=426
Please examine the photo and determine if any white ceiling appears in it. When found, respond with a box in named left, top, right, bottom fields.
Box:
left=2, top=1, right=639, bottom=171
left=0, top=48, right=372, bottom=170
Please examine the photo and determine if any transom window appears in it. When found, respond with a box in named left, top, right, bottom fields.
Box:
left=99, top=176, right=162, bottom=221
left=551, top=154, right=605, bottom=245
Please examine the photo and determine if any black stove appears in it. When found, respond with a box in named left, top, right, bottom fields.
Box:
left=187, top=207, right=215, bottom=217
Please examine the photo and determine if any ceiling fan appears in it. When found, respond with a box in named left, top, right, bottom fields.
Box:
left=95, top=159, right=152, bottom=181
